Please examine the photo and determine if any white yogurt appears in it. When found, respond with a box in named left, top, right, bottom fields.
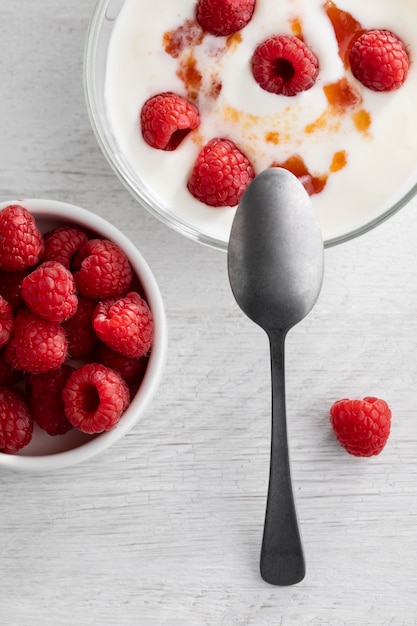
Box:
left=105, top=0, right=417, bottom=246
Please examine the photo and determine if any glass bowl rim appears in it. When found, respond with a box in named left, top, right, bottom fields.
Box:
left=83, top=0, right=417, bottom=251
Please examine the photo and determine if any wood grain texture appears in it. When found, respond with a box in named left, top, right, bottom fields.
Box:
left=1, top=1, right=417, bottom=624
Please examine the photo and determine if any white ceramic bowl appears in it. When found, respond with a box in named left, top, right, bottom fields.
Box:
left=0, top=199, right=167, bottom=472
left=84, top=0, right=417, bottom=250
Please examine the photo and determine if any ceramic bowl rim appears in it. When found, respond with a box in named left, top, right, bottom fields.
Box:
left=0, top=198, right=168, bottom=472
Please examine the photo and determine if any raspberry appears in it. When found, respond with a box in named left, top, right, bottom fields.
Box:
left=27, top=365, right=74, bottom=436
left=63, top=296, right=98, bottom=359
left=21, top=261, right=78, bottom=323
left=93, top=341, right=148, bottom=386
left=5, top=309, right=68, bottom=374
left=196, top=0, right=255, bottom=36
left=0, top=387, right=33, bottom=454
left=0, top=296, right=13, bottom=348
left=0, top=269, right=29, bottom=310
left=141, top=92, right=200, bottom=150
left=251, top=35, right=319, bottom=96
left=73, top=239, right=132, bottom=299
left=11, top=308, right=35, bottom=334
left=349, top=29, right=409, bottom=91
left=187, top=138, right=255, bottom=207
left=93, top=292, right=154, bottom=359
left=330, top=396, right=392, bottom=457
left=0, top=348, right=22, bottom=386
left=43, top=225, right=89, bottom=269
left=62, top=363, right=130, bottom=434
left=0, top=204, right=44, bottom=271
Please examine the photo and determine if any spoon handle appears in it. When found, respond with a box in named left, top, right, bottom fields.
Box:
left=260, top=330, right=305, bottom=586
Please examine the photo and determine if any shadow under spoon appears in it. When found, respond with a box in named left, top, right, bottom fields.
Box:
left=227, top=168, right=324, bottom=585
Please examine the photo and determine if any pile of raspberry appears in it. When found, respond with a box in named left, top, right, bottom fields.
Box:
left=140, top=0, right=410, bottom=205
left=0, top=204, right=154, bottom=454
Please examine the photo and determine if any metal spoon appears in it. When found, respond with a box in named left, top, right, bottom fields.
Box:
left=227, top=167, right=324, bottom=586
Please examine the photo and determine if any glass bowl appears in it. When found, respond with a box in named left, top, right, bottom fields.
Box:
left=84, top=0, right=417, bottom=250
left=0, top=199, right=167, bottom=472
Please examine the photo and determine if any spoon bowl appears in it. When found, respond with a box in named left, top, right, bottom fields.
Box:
left=228, top=168, right=324, bottom=585
left=228, top=168, right=323, bottom=331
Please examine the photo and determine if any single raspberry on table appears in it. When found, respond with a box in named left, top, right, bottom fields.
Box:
left=0, top=387, right=33, bottom=454
left=0, top=269, right=30, bottom=310
left=43, top=225, right=89, bottom=269
left=196, top=0, right=256, bottom=36
left=63, top=296, right=98, bottom=359
left=141, top=92, right=200, bottom=151
left=5, top=309, right=68, bottom=374
left=62, top=363, right=130, bottom=434
left=187, top=138, right=255, bottom=207
left=93, top=341, right=148, bottom=386
left=27, top=365, right=74, bottom=436
left=21, top=260, right=78, bottom=323
left=349, top=29, right=409, bottom=91
left=0, top=296, right=14, bottom=348
left=93, top=292, right=154, bottom=359
left=73, top=238, right=132, bottom=299
left=251, top=35, right=319, bottom=96
left=0, top=204, right=44, bottom=271
left=330, top=396, right=392, bottom=457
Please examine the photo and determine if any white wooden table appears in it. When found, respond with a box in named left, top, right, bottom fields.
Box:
left=1, top=2, right=417, bottom=624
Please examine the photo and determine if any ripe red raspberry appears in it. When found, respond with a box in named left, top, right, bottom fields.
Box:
left=188, top=138, right=255, bottom=207
left=21, top=261, right=78, bottom=323
left=0, top=387, right=33, bottom=453
left=63, top=296, right=98, bottom=359
left=349, top=29, right=409, bottom=91
left=251, top=35, right=319, bottom=96
left=196, top=0, right=255, bottom=36
left=62, top=363, right=130, bottom=434
left=5, top=309, right=68, bottom=374
left=0, top=348, right=22, bottom=386
left=10, top=308, right=34, bottom=334
left=93, top=341, right=148, bottom=386
left=141, top=92, right=200, bottom=151
left=27, top=365, right=74, bottom=436
left=0, top=269, right=29, bottom=310
left=330, top=396, right=392, bottom=457
left=93, top=292, right=153, bottom=359
left=0, top=204, right=44, bottom=271
left=43, top=225, right=89, bottom=269
left=0, top=296, right=13, bottom=348
left=73, top=239, right=132, bottom=299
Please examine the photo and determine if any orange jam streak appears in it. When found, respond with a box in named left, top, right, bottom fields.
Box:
left=226, top=31, right=242, bottom=50
left=330, top=150, right=347, bottom=172
left=163, top=19, right=204, bottom=58
left=323, top=77, right=362, bottom=110
left=289, top=17, right=303, bottom=40
left=270, top=156, right=327, bottom=196
left=304, top=112, right=334, bottom=134
left=176, top=53, right=202, bottom=101
left=164, top=20, right=224, bottom=101
left=352, top=109, right=371, bottom=133
left=265, top=131, right=280, bottom=145
left=271, top=148, right=349, bottom=196
left=323, top=0, right=365, bottom=66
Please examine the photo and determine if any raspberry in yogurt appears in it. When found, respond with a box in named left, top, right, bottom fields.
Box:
left=105, top=0, right=417, bottom=246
